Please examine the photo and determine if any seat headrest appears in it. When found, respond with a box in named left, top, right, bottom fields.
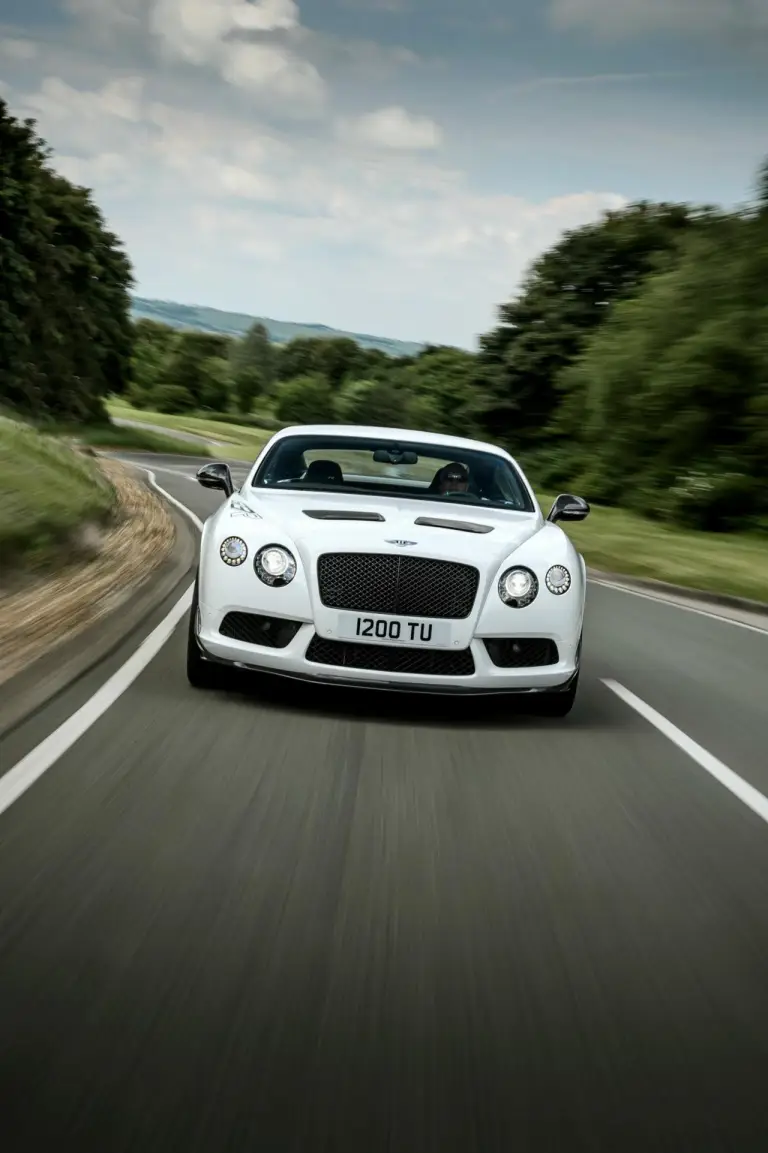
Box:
left=304, top=459, right=343, bottom=484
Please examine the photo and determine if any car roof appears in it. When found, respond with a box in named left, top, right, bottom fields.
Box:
left=266, top=424, right=511, bottom=459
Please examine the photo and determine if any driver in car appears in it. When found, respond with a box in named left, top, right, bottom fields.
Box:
left=438, top=462, right=470, bottom=494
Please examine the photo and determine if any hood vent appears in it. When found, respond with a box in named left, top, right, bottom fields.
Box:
left=304, top=509, right=385, bottom=522
left=414, top=516, right=494, bottom=535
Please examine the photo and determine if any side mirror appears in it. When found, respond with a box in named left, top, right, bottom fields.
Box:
left=547, top=493, right=590, bottom=524
left=197, top=462, right=234, bottom=498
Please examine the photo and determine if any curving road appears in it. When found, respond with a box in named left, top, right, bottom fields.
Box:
left=2, top=452, right=768, bottom=1150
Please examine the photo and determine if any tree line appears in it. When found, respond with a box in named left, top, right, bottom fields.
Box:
left=0, top=99, right=134, bottom=425
left=2, top=95, right=767, bottom=533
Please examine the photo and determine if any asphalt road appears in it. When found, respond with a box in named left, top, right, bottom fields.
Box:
left=2, top=452, right=768, bottom=1151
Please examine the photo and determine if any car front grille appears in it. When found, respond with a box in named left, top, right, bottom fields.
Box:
left=316, top=553, right=479, bottom=619
left=305, top=635, right=475, bottom=677
left=219, top=612, right=301, bottom=649
left=483, top=638, right=559, bottom=668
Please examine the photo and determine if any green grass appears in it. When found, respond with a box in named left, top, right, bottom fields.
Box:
left=106, top=401, right=269, bottom=461
left=73, top=422, right=212, bottom=457
left=0, top=416, right=118, bottom=575
left=539, top=491, right=768, bottom=604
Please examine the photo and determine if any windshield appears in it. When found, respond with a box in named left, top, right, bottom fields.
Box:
left=251, top=434, right=535, bottom=513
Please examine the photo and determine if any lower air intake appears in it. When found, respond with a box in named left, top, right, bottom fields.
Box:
left=483, top=638, right=559, bottom=668
left=220, top=612, right=301, bottom=649
left=305, top=635, right=475, bottom=676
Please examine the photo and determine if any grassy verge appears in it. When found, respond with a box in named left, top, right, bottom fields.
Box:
left=106, top=400, right=269, bottom=461
left=0, top=416, right=118, bottom=575
left=72, top=423, right=212, bottom=457
left=540, top=491, right=768, bottom=604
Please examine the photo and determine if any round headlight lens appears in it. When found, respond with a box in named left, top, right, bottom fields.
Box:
left=545, top=565, right=571, bottom=595
left=498, top=566, right=538, bottom=607
left=255, top=544, right=297, bottom=586
left=220, top=536, right=248, bottom=566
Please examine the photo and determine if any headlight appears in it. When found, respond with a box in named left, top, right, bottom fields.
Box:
left=545, top=565, right=571, bottom=595
left=220, top=536, right=248, bottom=566
left=254, top=544, right=297, bottom=587
left=498, top=566, right=538, bottom=608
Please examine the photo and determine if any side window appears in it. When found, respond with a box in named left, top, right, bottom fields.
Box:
left=493, top=465, right=524, bottom=508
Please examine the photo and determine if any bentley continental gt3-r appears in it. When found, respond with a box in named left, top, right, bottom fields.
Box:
left=186, top=424, right=590, bottom=715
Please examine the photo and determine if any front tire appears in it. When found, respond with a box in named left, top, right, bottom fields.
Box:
left=186, top=578, right=220, bottom=690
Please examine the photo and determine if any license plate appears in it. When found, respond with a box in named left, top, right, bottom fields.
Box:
left=337, top=613, right=451, bottom=647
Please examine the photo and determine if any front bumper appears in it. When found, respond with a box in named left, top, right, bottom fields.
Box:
left=194, top=610, right=581, bottom=697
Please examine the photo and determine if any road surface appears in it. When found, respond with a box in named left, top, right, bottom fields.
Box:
left=2, top=451, right=768, bottom=1151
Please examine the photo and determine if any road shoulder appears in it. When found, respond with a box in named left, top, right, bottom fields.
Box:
left=0, top=464, right=198, bottom=739
left=588, top=567, right=768, bottom=630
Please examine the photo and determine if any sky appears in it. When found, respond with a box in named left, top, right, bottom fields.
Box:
left=1, top=1, right=767, bottom=348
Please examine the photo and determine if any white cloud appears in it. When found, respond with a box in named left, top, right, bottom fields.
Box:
left=337, top=105, right=443, bottom=151
left=222, top=41, right=326, bottom=109
left=21, top=76, right=148, bottom=154
left=231, top=0, right=300, bottom=31
left=6, top=62, right=626, bottom=343
left=58, top=0, right=325, bottom=114
left=1, top=2, right=634, bottom=345
left=0, top=38, right=39, bottom=59
left=549, top=0, right=768, bottom=38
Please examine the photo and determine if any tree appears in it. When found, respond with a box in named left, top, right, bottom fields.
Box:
left=230, top=321, right=274, bottom=395
left=161, top=331, right=230, bottom=409
left=199, top=357, right=232, bottom=411
left=477, top=201, right=709, bottom=447
left=0, top=99, right=135, bottom=423
left=275, top=337, right=326, bottom=382
left=129, top=319, right=178, bottom=407
left=334, top=378, right=404, bottom=426
left=275, top=375, right=334, bottom=424
left=233, top=365, right=262, bottom=415
left=397, top=346, right=484, bottom=436
left=319, top=337, right=364, bottom=389
left=556, top=204, right=768, bottom=529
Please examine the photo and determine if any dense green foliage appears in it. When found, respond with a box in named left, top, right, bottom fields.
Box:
left=2, top=93, right=767, bottom=537
left=0, top=100, right=134, bottom=424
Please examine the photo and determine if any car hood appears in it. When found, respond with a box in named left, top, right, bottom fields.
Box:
left=231, top=487, right=544, bottom=567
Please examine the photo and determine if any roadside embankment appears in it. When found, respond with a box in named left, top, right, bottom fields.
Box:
left=0, top=418, right=176, bottom=687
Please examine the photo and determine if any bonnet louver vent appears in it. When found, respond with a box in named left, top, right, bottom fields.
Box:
left=303, top=509, right=385, bottom=522
left=414, top=516, right=494, bottom=534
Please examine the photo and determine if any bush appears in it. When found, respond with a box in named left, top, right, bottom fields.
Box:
left=335, top=378, right=404, bottom=426
left=275, top=375, right=333, bottom=424
left=150, top=384, right=196, bottom=414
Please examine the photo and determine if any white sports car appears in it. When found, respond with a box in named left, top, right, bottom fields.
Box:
left=187, top=424, right=590, bottom=715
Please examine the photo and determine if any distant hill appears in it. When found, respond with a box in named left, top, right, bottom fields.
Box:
left=130, top=297, right=425, bottom=358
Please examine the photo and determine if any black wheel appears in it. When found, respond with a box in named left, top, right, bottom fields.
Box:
left=536, top=671, right=579, bottom=717
left=186, top=578, right=220, bottom=690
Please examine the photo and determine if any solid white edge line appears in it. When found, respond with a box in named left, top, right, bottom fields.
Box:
left=603, top=678, right=768, bottom=826
left=145, top=469, right=205, bottom=531
left=590, top=578, right=768, bottom=637
left=0, top=472, right=203, bottom=819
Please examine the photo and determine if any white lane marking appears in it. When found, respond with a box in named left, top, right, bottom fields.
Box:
left=0, top=473, right=203, bottom=819
left=603, top=679, right=768, bottom=826
left=145, top=470, right=205, bottom=527
left=590, top=578, right=768, bottom=637
left=147, top=465, right=199, bottom=482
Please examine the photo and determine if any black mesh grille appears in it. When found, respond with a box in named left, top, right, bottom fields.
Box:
left=305, top=635, right=475, bottom=676
left=484, top=638, right=559, bottom=668
left=220, top=612, right=301, bottom=649
left=317, top=553, right=479, bottom=619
